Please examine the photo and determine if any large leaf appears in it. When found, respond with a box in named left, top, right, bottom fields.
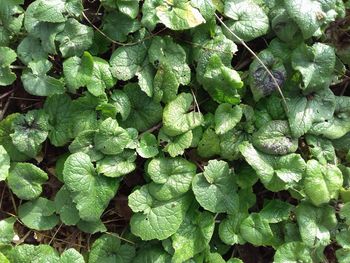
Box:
left=214, top=104, right=242, bottom=135
left=274, top=242, right=312, bottom=263
left=239, top=213, right=273, bottom=246
left=63, top=152, right=119, bottom=222
left=0, top=46, right=16, bottom=86
left=163, top=93, right=204, bottom=136
left=0, top=146, right=10, bottom=181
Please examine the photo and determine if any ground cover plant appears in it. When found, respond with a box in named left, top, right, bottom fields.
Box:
left=0, top=0, right=350, bottom=262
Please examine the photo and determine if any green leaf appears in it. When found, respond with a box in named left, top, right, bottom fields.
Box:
left=31, top=0, right=66, bottom=23
left=295, top=201, right=337, bottom=247
left=0, top=146, right=10, bottom=181
left=54, top=186, right=80, bottom=226
left=303, top=160, right=343, bottom=206
left=239, top=213, right=273, bottom=246
left=149, top=36, right=190, bottom=86
left=163, top=93, right=204, bottom=136
left=147, top=157, right=196, bottom=201
left=197, top=127, right=221, bottom=158
left=7, top=163, right=48, bottom=200
left=158, top=128, right=193, bottom=157
left=137, top=132, right=159, bottom=158
left=310, top=96, right=350, bottom=139
left=56, top=18, right=93, bottom=57
left=239, top=142, right=306, bottom=191
left=219, top=129, right=248, bottom=161
left=340, top=202, right=350, bottom=225
left=116, top=0, right=140, bottom=18
left=191, top=0, right=216, bottom=20
left=155, top=0, right=205, bottom=30
left=88, top=234, right=135, bottom=263
left=60, top=249, right=85, bottom=263
left=202, top=54, right=243, bottom=104
left=172, top=210, right=215, bottom=263
left=21, top=59, right=65, bottom=96
left=0, top=217, right=15, bottom=244
left=215, top=104, right=242, bottom=135
left=133, top=247, right=171, bottom=263
left=274, top=242, right=312, bottom=263
left=18, top=197, right=59, bottom=231
left=77, top=219, right=107, bottom=234
left=128, top=185, right=190, bottom=240
left=94, top=118, right=131, bottom=155
left=120, top=84, right=163, bottom=132
left=63, top=51, right=94, bottom=91
left=223, top=0, right=269, bottom=41
left=291, top=43, right=336, bottom=93
left=0, top=47, right=17, bottom=86
left=10, top=109, right=49, bottom=157
left=87, top=57, right=116, bottom=97
left=102, top=10, right=140, bottom=42
left=69, top=130, right=104, bottom=162
left=110, top=90, right=131, bottom=121
left=287, top=88, right=336, bottom=138
left=0, top=114, right=30, bottom=162
left=96, top=150, right=136, bottom=178
left=284, top=0, right=326, bottom=39
left=192, top=160, right=239, bottom=213
left=9, top=244, right=59, bottom=263
left=337, top=248, right=350, bottom=263
left=305, top=135, right=336, bottom=165
left=260, top=199, right=293, bottom=223
left=252, top=120, right=298, bottom=155
left=44, top=94, right=73, bottom=147
left=219, top=213, right=247, bottom=245
left=248, top=50, right=286, bottom=101
left=63, top=152, right=119, bottom=221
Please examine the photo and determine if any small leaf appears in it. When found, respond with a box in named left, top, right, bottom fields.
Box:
left=0, top=217, right=16, bottom=244
left=94, top=118, right=131, bottom=155
left=147, top=157, right=196, bottom=201
left=0, top=146, right=10, bottom=181
left=137, top=132, right=159, bottom=158
left=240, top=213, right=273, bottom=246
left=158, top=128, right=193, bottom=157
left=18, top=197, right=59, bottom=231
left=21, top=60, right=65, bottom=96
left=7, top=163, right=48, bottom=200
left=192, top=160, right=239, bottom=213
left=128, top=185, right=190, bottom=240
left=9, top=244, right=59, bottom=263
left=155, top=0, right=205, bottom=30
left=291, top=43, right=336, bottom=93
left=274, top=242, right=312, bottom=263
left=88, top=234, right=135, bottom=263
left=63, top=51, right=94, bottom=91
left=69, top=130, right=104, bottom=162
left=252, top=120, right=298, bottom=155
left=223, top=0, right=269, bottom=41
left=60, top=249, right=85, bottom=263
left=10, top=109, right=49, bottom=158
left=56, top=18, right=93, bottom=58
left=54, top=186, right=80, bottom=226
left=163, top=93, right=204, bottom=136
left=215, top=104, right=242, bottom=134
left=96, top=150, right=136, bottom=178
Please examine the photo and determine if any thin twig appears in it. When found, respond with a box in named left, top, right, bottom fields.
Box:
left=105, top=232, right=135, bottom=244
left=0, top=94, right=12, bottom=120
left=138, top=122, right=162, bottom=138
left=0, top=89, right=15, bottom=100
left=49, top=223, right=63, bottom=245
left=82, top=12, right=166, bottom=47
left=215, top=13, right=288, bottom=112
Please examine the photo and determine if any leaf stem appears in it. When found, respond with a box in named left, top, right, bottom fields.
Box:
left=215, top=13, right=289, bottom=112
